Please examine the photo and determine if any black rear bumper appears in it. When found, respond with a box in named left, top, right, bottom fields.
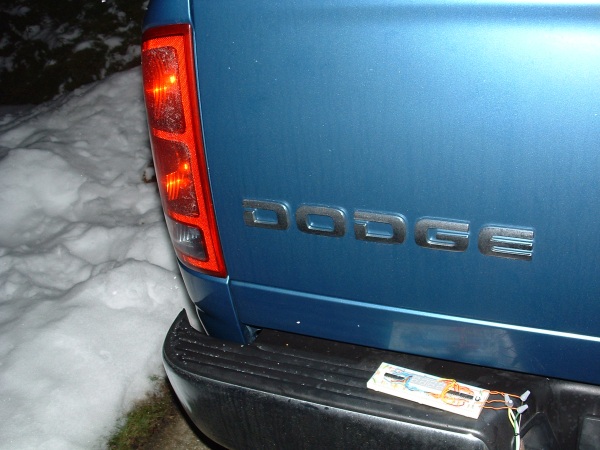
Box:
left=164, top=310, right=600, bottom=450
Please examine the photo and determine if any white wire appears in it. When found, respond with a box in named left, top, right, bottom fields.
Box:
left=508, top=409, right=520, bottom=450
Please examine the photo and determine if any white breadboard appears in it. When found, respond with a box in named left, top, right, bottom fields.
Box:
left=367, top=362, right=489, bottom=419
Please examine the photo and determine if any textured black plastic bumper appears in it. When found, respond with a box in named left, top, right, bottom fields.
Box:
left=164, top=310, right=600, bottom=450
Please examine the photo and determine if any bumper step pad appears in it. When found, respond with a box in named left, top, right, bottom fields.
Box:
left=164, top=310, right=598, bottom=450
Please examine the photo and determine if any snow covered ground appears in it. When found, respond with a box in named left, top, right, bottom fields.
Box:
left=0, top=68, right=191, bottom=449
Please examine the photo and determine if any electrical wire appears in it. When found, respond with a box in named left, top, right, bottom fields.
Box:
left=383, top=369, right=530, bottom=449
left=480, top=390, right=529, bottom=450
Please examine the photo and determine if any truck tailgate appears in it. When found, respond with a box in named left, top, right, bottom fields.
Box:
left=190, top=0, right=600, bottom=384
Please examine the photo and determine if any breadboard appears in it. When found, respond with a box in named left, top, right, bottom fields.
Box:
left=367, top=362, right=489, bottom=419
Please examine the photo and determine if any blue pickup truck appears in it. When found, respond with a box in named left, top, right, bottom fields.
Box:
left=141, top=1, right=600, bottom=448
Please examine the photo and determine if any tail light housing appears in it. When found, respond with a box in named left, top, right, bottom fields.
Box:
left=142, top=24, right=226, bottom=277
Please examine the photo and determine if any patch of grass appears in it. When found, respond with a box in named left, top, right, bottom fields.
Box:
left=108, top=377, right=174, bottom=450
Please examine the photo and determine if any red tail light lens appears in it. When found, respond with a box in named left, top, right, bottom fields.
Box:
left=152, top=137, right=197, bottom=215
left=142, top=24, right=227, bottom=277
left=143, top=45, right=185, bottom=134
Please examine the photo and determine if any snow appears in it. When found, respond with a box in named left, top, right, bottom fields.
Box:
left=0, top=68, right=191, bottom=449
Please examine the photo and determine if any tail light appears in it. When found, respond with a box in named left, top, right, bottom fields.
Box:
left=142, top=24, right=226, bottom=277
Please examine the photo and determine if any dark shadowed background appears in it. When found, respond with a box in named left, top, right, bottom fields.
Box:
left=0, top=0, right=145, bottom=104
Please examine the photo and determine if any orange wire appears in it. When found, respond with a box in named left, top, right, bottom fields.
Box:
left=478, top=391, right=521, bottom=410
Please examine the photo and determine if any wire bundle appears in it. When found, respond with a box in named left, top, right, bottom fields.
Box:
left=429, top=381, right=531, bottom=449
left=482, top=390, right=531, bottom=450
left=383, top=369, right=531, bottom=447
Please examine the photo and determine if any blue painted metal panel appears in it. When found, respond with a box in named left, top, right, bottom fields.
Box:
left=179, top=264, right=248, bottom=343
left=185, top=0, right=600, bottom=383
left=230, top=280, right=600, bottom=385
left=143, top=0, right=191, bottom=31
